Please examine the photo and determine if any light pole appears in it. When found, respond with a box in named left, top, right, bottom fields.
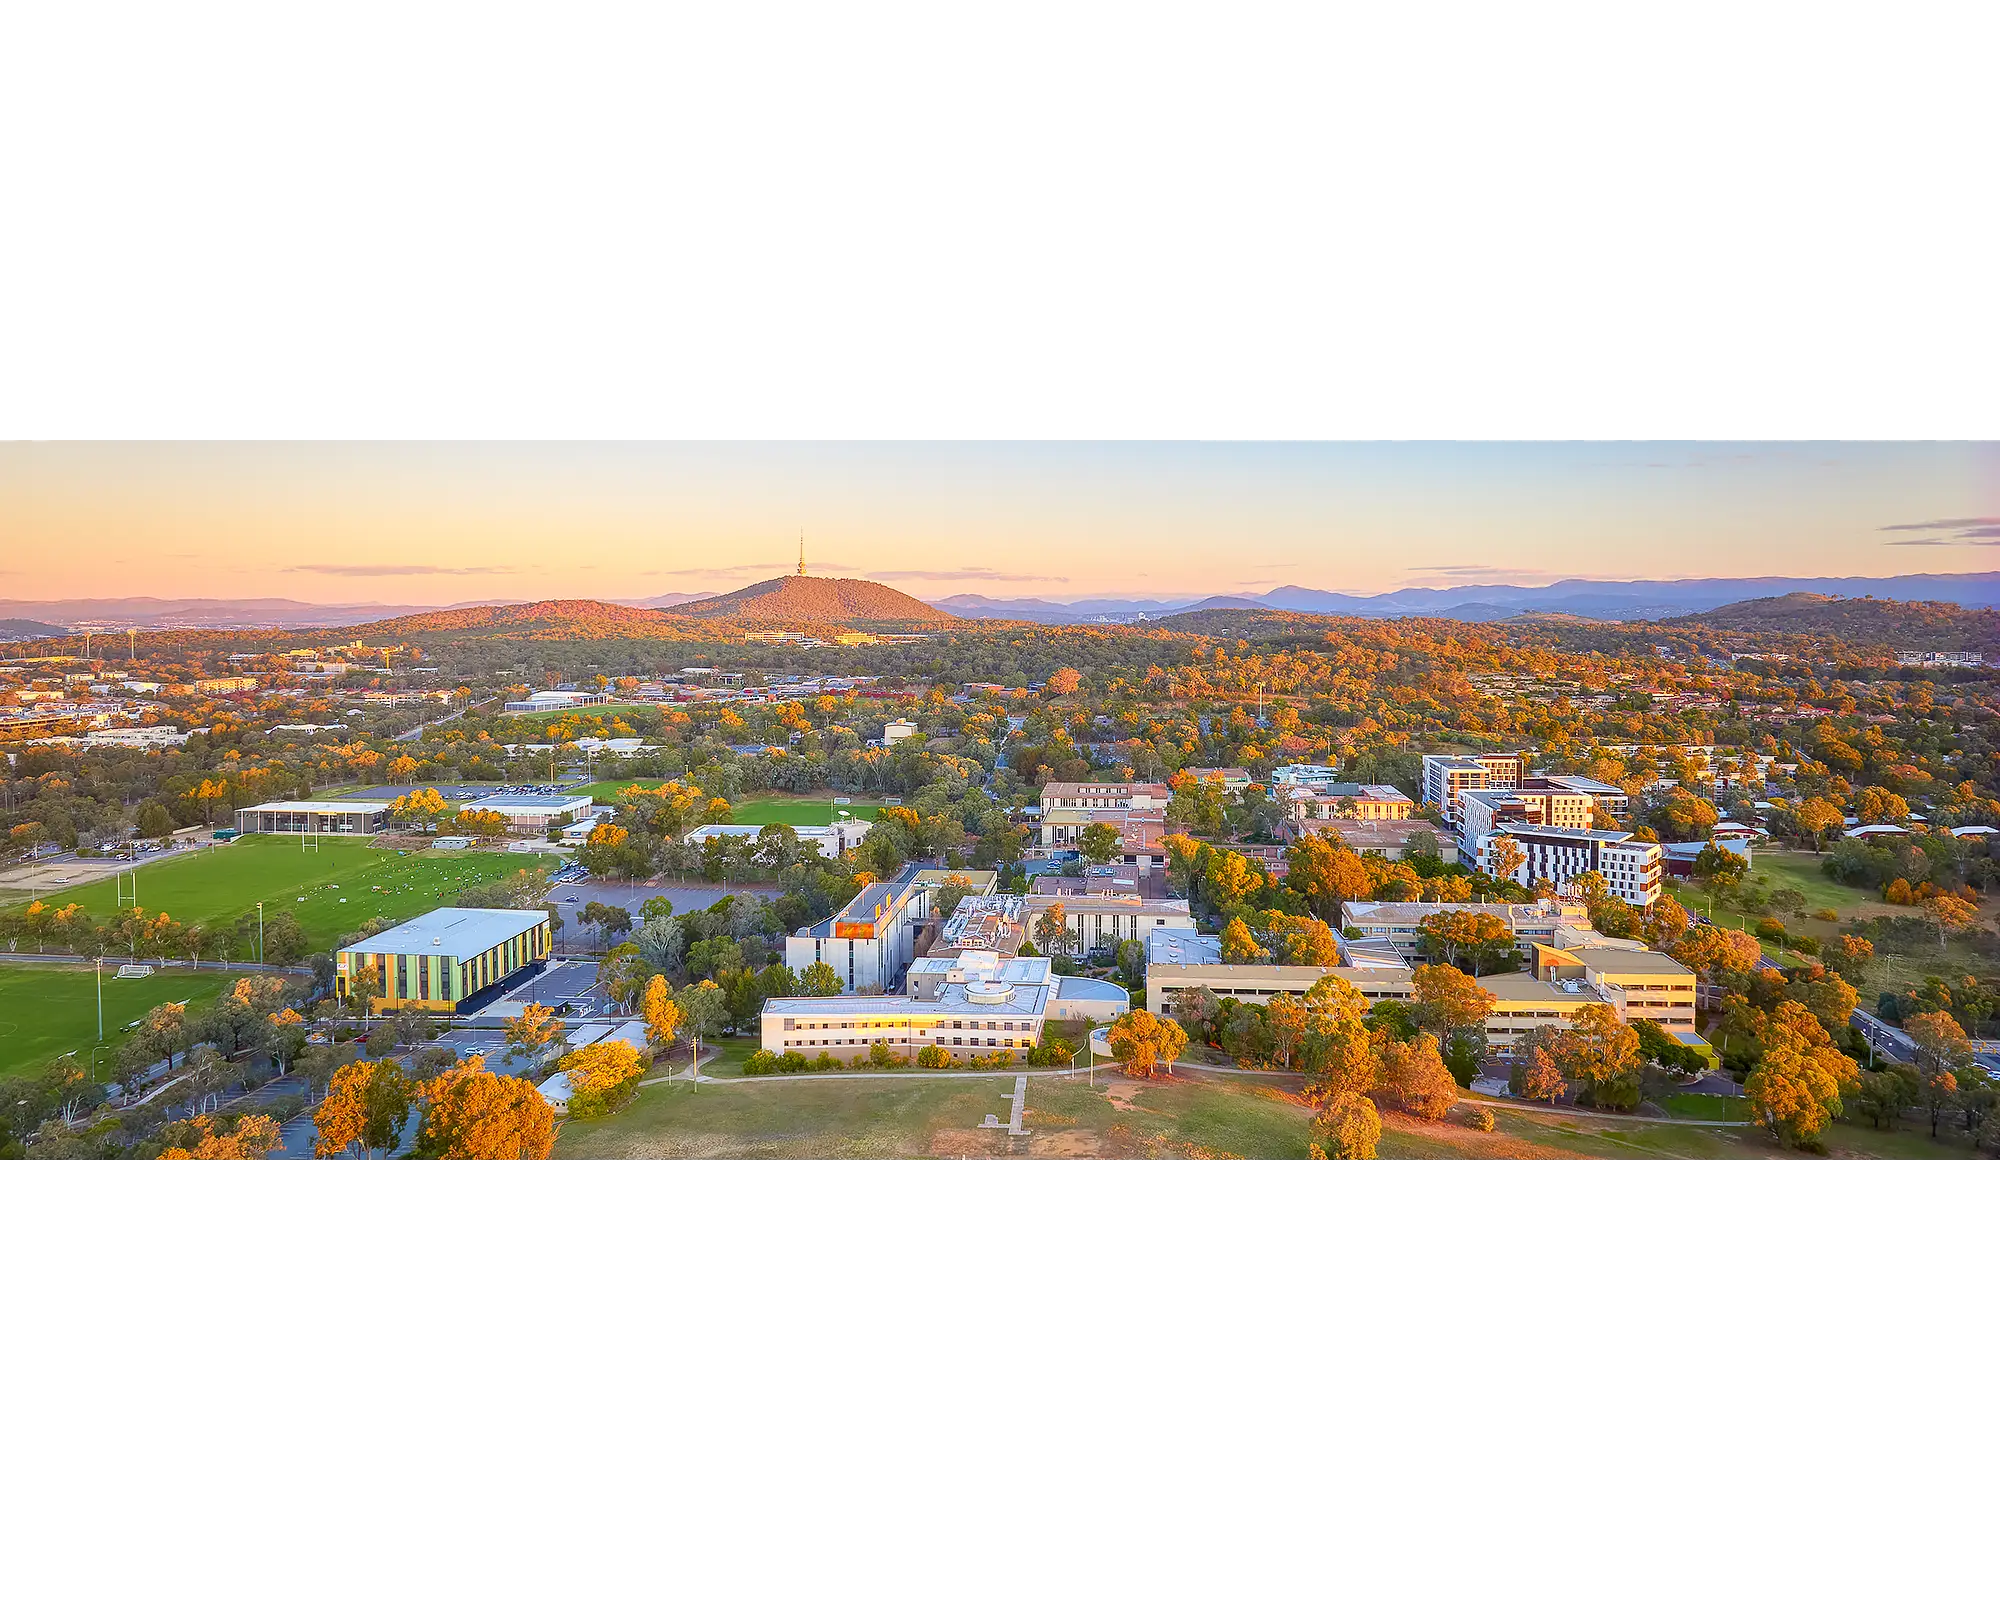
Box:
left=257, top=901, right=264, bottom=965
left=96, top=955, right=104, bottom=1042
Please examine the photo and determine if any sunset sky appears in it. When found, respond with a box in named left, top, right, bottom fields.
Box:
left=2, top=441, right=1995, bottom=604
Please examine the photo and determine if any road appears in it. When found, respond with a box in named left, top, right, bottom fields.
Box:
left=391, top=695, right=498, bottom=741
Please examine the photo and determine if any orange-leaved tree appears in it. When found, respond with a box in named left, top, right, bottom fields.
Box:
left=313, top=1058, right=411, bottom=1159
left=557, top=1039, right=647, bottom=1117
left=414, top=1059, right=555, bottom=1159
left=639, top=974, right=682, bottom=1055
left=1106, top=1008, right=1188, bottom=1079
left=158, top=1113, right=283, bottom=1160
left=1309, top=1092, right=1380, bottom=1159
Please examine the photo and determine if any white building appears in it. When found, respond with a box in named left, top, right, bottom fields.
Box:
left=1420, top=751, right=1527, bottom=820
left=762, top=953, right=1100, bottom=1062
left=784, top=867, right=999, bottom=994
left=1477, top=823, right=1663, bottom=906
left=882, top=718, right=918, bottom=745
left=683, top=818, right=872, bottom=861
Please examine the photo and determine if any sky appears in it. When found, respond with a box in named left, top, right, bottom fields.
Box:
left=1, top=441, right=1996, bottom=605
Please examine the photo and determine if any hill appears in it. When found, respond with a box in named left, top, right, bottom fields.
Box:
left=667, top=575, right=950, bottom=625
left=1682, top=592, right=2000, bottom=650
left=344, top=599, right=723, bottom=642
left=0, top=617, right=68, bottom=641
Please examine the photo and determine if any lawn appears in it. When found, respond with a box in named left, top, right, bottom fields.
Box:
left=578, top=784, right=883, bottom=826
left=0, top=835, right=530, bottom=955
left=0, top=965, right=235, bottom=1083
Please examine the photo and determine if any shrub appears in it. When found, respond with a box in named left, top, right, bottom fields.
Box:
left=1456, top=1104, right=1495, bottom=1132
left=780, top=1051, right=809, bottom=1073
left=916, top=1044, right=950, bottom=1069
left=743, top=1050, right=780, bottom=1076
left=1810, top=907, right=1838, bottom=923
left=812, top=1052, right=841, bottom=1072
left=1754, top=917, right=1786, bottom=940
left=1788, top=933, right=1821, bottom=956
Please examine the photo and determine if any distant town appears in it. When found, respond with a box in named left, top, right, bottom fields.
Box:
left=4, top=569, right=1997, bottom=1159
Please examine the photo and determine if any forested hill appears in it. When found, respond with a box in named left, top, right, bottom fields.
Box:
left=1682, top=592, right=2000, bottom=650
left=667, top=575, right=951, bottom=625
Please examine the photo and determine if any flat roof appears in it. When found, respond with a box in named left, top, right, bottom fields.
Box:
left=1146, top=929, right=1221, bottom=966
left=341, top=906, right=549, bottom=959
left=1478, top=973, right=1599, bottom=1004
left=241, top=798, right=388, bottom=814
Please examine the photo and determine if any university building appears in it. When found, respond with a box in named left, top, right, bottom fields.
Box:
left=336, top=907, right=552, bottom=1014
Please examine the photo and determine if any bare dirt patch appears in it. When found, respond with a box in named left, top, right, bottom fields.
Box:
left=929, top=1128, right=1002, bottom=1158
left=1028, top=1129, right=1106, bottom=1158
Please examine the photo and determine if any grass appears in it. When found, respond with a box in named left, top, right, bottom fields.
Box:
left=553, top=1060, right=1985, bottom=1159
left=1662, top=1093, right=1753, bottom=1122
left=0, top=965, right=235, bottom=1083
left=0, top=835, right=530, bottom=954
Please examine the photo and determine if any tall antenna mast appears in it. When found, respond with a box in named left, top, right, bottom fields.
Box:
left=797, top=533, right=806, bottom=577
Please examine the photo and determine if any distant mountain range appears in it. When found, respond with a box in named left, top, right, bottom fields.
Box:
left=929, top=573, right=2000, bottom=623
left=11, top=571, right=2000, bottom=633
left=667, top=575, right=950, bottom=625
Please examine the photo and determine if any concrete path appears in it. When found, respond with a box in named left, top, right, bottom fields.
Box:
left=1008, top=1074, right=1028, bottom=1136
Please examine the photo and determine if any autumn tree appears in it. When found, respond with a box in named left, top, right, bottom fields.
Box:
left=1513, top=1046, right=1568, bottom=1107
left=639, top=974, right=682, bottom=1054
left=1309, top=1092, right=1380, bottom=1159
left=1744, top=1001, right=1862, bottom=1149
left=1379, top=1032, right=1458, bottom=1120
left=553, top=1039, right=646, bottom=1118
left=312, top=1058, right=411, bottom=1159
left=1486, top=835, right=1526, bottom=884
left=1551, top=1003, right=1643, bottom=1111
left=1675, top=923, right=1761, bottom=985
left=1794, top=796, right=1844, bottom=852
left=504, top=1002, right=564, bottom=1066
left=1106, top=1008, right=1189, bottom=1078
left=1415, top=909, right=1515, bottom=975
left=415, top=1061, right=555, bottom=1159
left=1219, top=917, right=1263, bottom=964
left=1295, top=973, right=1376, bottom=1106
left=1285, top=832, right=1373, bottom=921
left=1905, top=1009, right=1972, bottom=1137
left=1410, top=961, right=1494, bottom=1084
left=1925, top=891, right=1975, bottom=949
left=157, top=1113, right=283, bottom=1160
left=1033, top=899, right=1073, bottom=958
left=1264, top=912, right=1338, bottom=967
left=1044, top=666, right=1082, bottom=697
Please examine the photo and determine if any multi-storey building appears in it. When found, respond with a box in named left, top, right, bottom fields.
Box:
left=1040, top=781, right=1171, bottom=812
left=760, top=952, right=1128, bottom=1063
left=783, top=866, right=999, bottom=994
left=1284, top=782, right=1415, bottom=823
left=1338, top=898, right=1593, bottom=954
left=1477, top=823, right=1663, bottom=906
left=1456, top=783, right=1596, bottom=843
left=1420, top=752, right=1526, bottom=819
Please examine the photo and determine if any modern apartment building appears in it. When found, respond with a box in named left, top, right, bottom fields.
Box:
left=1477, top=823, right=1663, bottom=906
left=1420, top=751, right=1527, bottom=819
left=1456, top=784, right=1595, bottom=843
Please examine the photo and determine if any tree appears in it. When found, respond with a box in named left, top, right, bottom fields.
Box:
left=1675, top=924, right=1761, bottom=984
left=1295, top=974, right=1376, bottom=1105
left=1077, top=821, right=1121, bottom=867
left=1380, top=1032, right=1458, bottom=1120
left=1044, top=666, right=1082, bottom=697
left=157, top=1113, right=283, bottom=1160
left=1034, top=899, right=1073, bottom=958
left=1219, top=916, right=1263, bottom=964
left=933, top=873, right=975, bottom=919
left=1309, top=1092, right=1380, bottom=1159
left=1106, top=1008, right=1188, bottom=1078
left=313, top=1059, right=411, bottom=1158
left=504, top=1002, right=564, bottom=1065
left=262, top=911, right=309, bottom=966
left=1285, top=833, right=1372, bottom=921
left=1552, top=1003, right=1643, bottom=1110
left=639, top=974, right=682, bottom=1054
left=1906, top=1009, right=1972, bottom=1137
left=1692, top=843, right=1748, bottom=900
left=1486, top=836, right=1526, bottom=884
left=1744, top=1002, right=1861, bottom=1149
left=1794, top=796, right=1844, bottom=852
left=1514, top=1046, right=1567, bottom=1106
left=1410, top=962, right=1493, bottom=1085
left=135, top=800, right=176, bottom=839
left=1415, top=909, right=1514, bottom=975
left=1925, top=892, right=1976, bottom=949
left=799, top=960, right=844, bottom=997
left=556, top=1040, right=646, bottom=1118
left=676, top=979, right=728, bottom=1067
left=1265, top=913, right=1338, bottom=967
left=415, top=1061, right=555, bottom=1158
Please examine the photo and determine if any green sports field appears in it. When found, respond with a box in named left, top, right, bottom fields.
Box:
left=0, top=965, right=235, bottom=1083
left=0, top=836, right=531, bottom=955
left=580, top=785, right=882, bottom=824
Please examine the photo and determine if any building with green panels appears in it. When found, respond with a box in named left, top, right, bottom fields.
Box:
left=336, top=907, right=552, bottom=1014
